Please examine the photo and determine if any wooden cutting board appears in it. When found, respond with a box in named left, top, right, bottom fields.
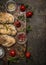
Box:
left=3, top=6, right=27, bottom=61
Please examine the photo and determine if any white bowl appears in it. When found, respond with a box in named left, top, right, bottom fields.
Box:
left=0, top=47, right=5, bottom=58
left=16, top=32, right=27, bottom=44
left=6, top=0, right=17, bottom=12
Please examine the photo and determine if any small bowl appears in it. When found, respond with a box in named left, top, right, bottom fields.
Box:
left=6, top=0, right=17, bottom=12
left=0, top=47, right=5, bottom=58
left=16, top=32, right=27, bottom=44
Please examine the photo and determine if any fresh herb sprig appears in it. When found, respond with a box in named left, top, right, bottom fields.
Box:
left=8, top=57, right=20, bottom=63
left=26, top=25, right=32, bottom=33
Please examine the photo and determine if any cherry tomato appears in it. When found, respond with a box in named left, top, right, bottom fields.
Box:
left=25, top=52, right=31, bottom=58
left=20, top=5, right=26, bottom=12
left=14, top=20, right=21, bottom=28
left=26, top=11, right=33, bottom=18
left=9, top=50, right=16, bottom=57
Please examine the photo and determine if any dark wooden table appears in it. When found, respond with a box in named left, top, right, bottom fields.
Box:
left=0, top=0, right=46, bottom=65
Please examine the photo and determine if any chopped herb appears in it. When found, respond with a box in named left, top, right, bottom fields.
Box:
left=18, top=15, right=25, bottom=22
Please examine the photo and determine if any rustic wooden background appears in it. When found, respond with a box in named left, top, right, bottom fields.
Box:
left=0, top=0, right=46, bottom=65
